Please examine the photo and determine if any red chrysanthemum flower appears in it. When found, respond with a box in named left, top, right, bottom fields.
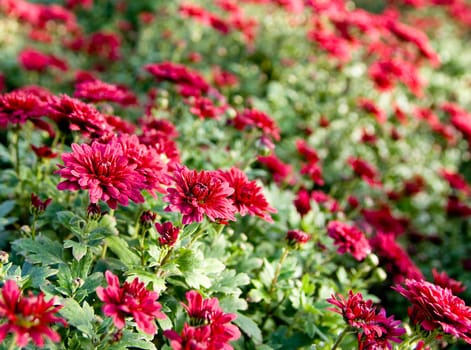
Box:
left=156, top=222, right=180, bottom=247
left=96, top=271, right=166, bottom=335
left=0, top=280, right=67, bottom=348
left=432, top=268, right=466, bottom=295
left=56, top=139, right=146, bottom=209
left=328, top=290, right=405, bottom=349
left=327, top=221, right=371, bottom=261
left=74, top=79, right=137, bottom=106
left=370, top=232, right=423, bottom=283
left=164, top=165, right=237, bottom=224
left=257, top=154, right=294, bottom=185
left=293, top=187, right=311, bottom=217
left=361, top=205, right=409, bottom=237
left=0, top=91, right=46, bottom=128
left=286, top=229, right=311, bottom=246
left=232, top=108, right=280, bottom=141
left=164, top=324, right=215, bottom=350
left=440, top=169, right=471, bottom=196
left=217, top=167, right=276, bottom=222
left=47, top=94, right=113, bottom=138
left=394, top=279, right=471, bottom=343
left=348, top=156, right=382, bottom=187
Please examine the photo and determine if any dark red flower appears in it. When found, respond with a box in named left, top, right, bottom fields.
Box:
left=188, top=96, right=225, bottom=120
left=432, top=268, right=466, bottom=295
left=327, top=221, right=371, bottom=261
left=86, top=32, right=121, bottom=61
left=0, top=91, right=46, bottom=128
left=446, top=195, right=471, bottom=218
left=156, top=222, right=180, bottom=247
left=31, top=145, right=58, bottom=159
left=47, top=94, right=113, bottom=138
left=360, top=308, right=406, bottom=349
left=74, top=79, right=137, bottom=106
left=164, top=324, right=215, bottom=350
left=232, top=108, right=280, bottom=141
left=0, top=280, right=66, bottom=348
left=361, top=205, right=408, bottom=237
left=293, top=187, right=311, bottom=217
left=212, top=67, right=239, bottom=88
left=348, top=156, right=382, bottom=187
left=440, top=169, right=471, bottom=196
left=164, top=165, right=237, bottom=224
left=286, top=229, right=310, bottom=247
left=56, top=139, right=146, bottom=209
left=257, top=154, right=294, bottom=185
left=394, top=279, right=471, bottom=343
left=370, top=232, right=423, bottom=283
left=96, top=271, right=165, bottom=334
left=18, top=48, right=51, bottom=72
left=31, top=193, right=52, bottom=215
left=217, top=167, right=276, bottom=222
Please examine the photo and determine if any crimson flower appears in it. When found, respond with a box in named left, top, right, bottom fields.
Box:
left=394, top=279, right=471, bottom=343
left=348, top=156, right=381, bottom=187
left=257, top=154, right=294, bottom=185
left=56, top=139, right=146, bottom=209
left=74, top=78, right=137, bottom=106
left=163, top=290, right=240, bottom=349
left=293, top=187, right=311, bottom=217
left=286, top=229, right=311, bottom=246
left=232, top=108, right=280, bottom=141
left=440, top=169, right=471, bottom=196
left=0, top=91, right=46, bottom=128
left=217, top=167, right=277, bottom=222
left=96, top=271, right=166, bottom=335
left=328, top=290, right=405, bottom=349
left=327, top=221, right=371, bottom=261
left=0, top=280, right=66, bottom=348
left=432, top=268, right=466, bottom=295
left=156, top=222, right=180, bottom=247
left=164, top=165, right=236, bottom=224
left=31, top=193, right=52, bottom=215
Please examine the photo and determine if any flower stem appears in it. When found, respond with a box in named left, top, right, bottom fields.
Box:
left=269, top=247, right=289, bottom=295
left=8, top=336, right=17, bottom=350
left=31, top=214, right=37, bottom=240
left=331, top=327, right=350, bottom=350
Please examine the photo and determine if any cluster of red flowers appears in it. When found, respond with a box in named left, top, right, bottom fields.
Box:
left=164, top=165, right=275, bottom=224
left=96, top=271, right=166, bottom=335
left=163, top=290, right=240, bottom=350
left=0, top=280, right=67, bottom=348
left=327, top=290, right=405, bottom=349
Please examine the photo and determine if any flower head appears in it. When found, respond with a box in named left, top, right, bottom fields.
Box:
left=348, top=156, right=382, bottom=187
left=156, top=222, right=180, bottom=247
left=327, top=221, right=371, bottom=261
left=74, top=78, right=137, bottom=106
left=217, top=167, right=276, bottom=222
left=232, top=108, right=280, bottom=141
left=164, top=165, right=236, bottom=224
left=394, top=279, right=471, bottom=343
left=0, top=91, right=46, bottom=128
left=286, top=229, right=311, bottom=247
left=0, top=280, right=66, bottom=348
left=432, top=268, right=466, bottom=294
left=96, top=271, right=165, bottom=335
left=56, top=139, right=146, bottom=209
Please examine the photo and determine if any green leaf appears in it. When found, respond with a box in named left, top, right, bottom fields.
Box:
left=234, top=313, right=263, bottom=344
left=13, top=236, right=64, bottom=266
left=59, top=299, right=95, bottom=338
left=64, top=240, right=88, bottom=261
left=107, top=329, right=156, bottom=350
left=0, top=200, right=15, bottom=217
left=105, top=236, right=140, bottom=266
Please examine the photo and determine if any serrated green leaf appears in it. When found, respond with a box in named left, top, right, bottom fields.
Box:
left=13, top=236, right=64, bottom=266
left=64, top=240, right=88, bottom=261
left=59, top=299, right=95, bottom=338
left=105, top=236, right=140, bottom=266
left=234, top=313, right=263, bottom=344
left=0, top=200, right=15, bottom=217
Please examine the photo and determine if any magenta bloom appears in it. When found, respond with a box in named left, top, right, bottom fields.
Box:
left=328, top=290, right=405, bottom=349
left=96, top=271, right=166, bottom=335
left=394, top=279, right=471, bottom=343
left=164, top=165, right=236, bottom=224
left=217, top=167, right=277, bottom=222
left=0, top=280, right=66, bottom=348
left=432, top=268, right=466, bottom=294
left=74, top=78, right=137, bottom=106
left=56, top=140, right=146, bottom=209
left=163, top=290, right=240, bottom=349
left=0, top=91, right=46, bottom=128
left=232, top=108, right=280, bottom=141
left=156, top=222, right=180, bottom=247
left=327, top=221, right=371, bottom=261
left=286, top=229, right=310, bottom=246
left=348, top=156, right=381, bottom=187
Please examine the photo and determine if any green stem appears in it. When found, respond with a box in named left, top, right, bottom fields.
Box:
left=157, top=247, right=174, bottom=277
left=269, top=248, right=289, bottom=295
left=13, top=126, right=21, bottom=179
left=188, top=222, right=209, bottom=248
left=331, top=327, right=350, bottom=350
left=8, top=336, right=17, bottom=350
left=31, top=214, right=37, bottom=240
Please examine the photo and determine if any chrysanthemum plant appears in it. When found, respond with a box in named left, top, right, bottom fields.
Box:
left=2, top=0, right=471, bottom=349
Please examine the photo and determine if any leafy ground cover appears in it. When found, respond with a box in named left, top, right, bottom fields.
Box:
left=1, top=0, right=471, bottom=349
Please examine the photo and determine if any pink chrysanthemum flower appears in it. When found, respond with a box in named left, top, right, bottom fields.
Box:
left=432, top=268, right=466, bottom=294
left=394, top=279, right=471, bottom=343
left=0, top=91, right=46, bottom=128
left=96, top=271, right=166, bottom=335
left=74, top=78, right=137, bottom=106
left=328, top=290, right=405, bottom=349
left=348, top=156, right=382, bottom=187
left=164, top=165, right=237, bottom=224
left=56, top=139, right=146, bottom=209
left=327, top=221, right=371, bottom=261
left=286, top=229, right=311, bottom=247
left=47, top=94, right=113, bottom=138
left=232, top=108, right=280, bottom=141
left=164, top=290, right=240, bottom=348
left=0, top=280, right=67, bottom=348
left=217, top=167, right=276, bottom=222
